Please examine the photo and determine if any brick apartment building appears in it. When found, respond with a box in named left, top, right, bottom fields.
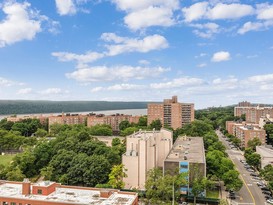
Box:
left=122, top=129, right=173, bottom=189
left=234, top=101, right=273, bottom=124
left=226, top=121, right=266, bottom=148
left=164, top=136, right=206, bottom=195
left=7, top=115, right=48, bottom=124
left=48, top=113, right=86, bottom=127
left=87, top=114, right=140, bottom=131
left=0, top=179, right=138, bottom=205
left=147, top=96, right=194, bottom=129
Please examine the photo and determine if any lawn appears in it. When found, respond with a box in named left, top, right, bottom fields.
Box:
left=206, top=189, right=219, bottom=198
left=0, top=154, right=15, bottom=166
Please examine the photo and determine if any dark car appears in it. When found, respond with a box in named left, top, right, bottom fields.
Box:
left=261, top=186, right=271, bottom=191
left=250, top=173, right=259, bottom=177
left=265, top=195, right=273, bottom=200
left=263, top=190, right=272, bottom=196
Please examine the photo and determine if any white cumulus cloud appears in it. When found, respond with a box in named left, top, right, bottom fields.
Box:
left=211, top=51, right=231, bottom=62
left=52, top=51, right=104, bottom=65
left=257, top=4, right=273, bottom=20
left=182, top=2, right=254, bottom=22
left=0, top=1, right=42, bottom=47
left=112, top=0, right=179, bottom=30
left=101, top=33, right=169, bottom=56
left=238, top=21, right=273, bottom=34
left=40, top=88, right=63, bottom=95
left=55, top=0, right=76, bottom=16
left=17, top=88, right=32, bottom=94
left=150, top=77, right=204, bottom=89
left=66, top=65, right=170, bottom=82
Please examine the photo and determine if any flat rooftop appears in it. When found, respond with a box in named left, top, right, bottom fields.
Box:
left=165, top=136, right=205, bottom=164
left=257, top=146, right=273, bottom=157
left=0, top=182, right=137, bottom=205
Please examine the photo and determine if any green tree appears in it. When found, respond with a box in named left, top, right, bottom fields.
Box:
left=138, top=116, right=147, bottom=127
left=246, top=153, right=261, bottom=169
left=120, top=127, right=139, bottom=137
left=264, top=124, right=273, bottom=145
left=35, top=128, right=47, bottom=138
left=145, top=168, right=187, bottom=204
left=6, top=166, right=25, bottom=181
left=222, top=170, right=243, bottom=191
left=40, top=166, right=53, bottom=180
left=149, top=119, right=162, bottom=130
left=247, top=137, right=261, bottom=151
left=108, top=164, right=127, bottom=189
left=119, top=120, right=131, bottom=131
left=260, top=164, right=273, bottom=181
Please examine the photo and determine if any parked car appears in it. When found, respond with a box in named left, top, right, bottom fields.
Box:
left=240, top=159, right=246, bottom=163
left=246, top=168, right=255, bottom=172
left=250, top=173, right=259, bottom=177
left=265, top=195, right=273, bottom=200
left=262, top=190, right=272, bottom=195
left=252, top=176, right=261, bottom=180
left=267, top=199, right=273, bottom=204
left=257, top=181, right=265, bottom=186
left=261, top=186, right=271, bottom=191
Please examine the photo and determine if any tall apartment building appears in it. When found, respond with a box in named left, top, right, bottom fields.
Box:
left=164, top=136, right=206, bottom=195
left=226, top=121, right=266, bottom=148
left=148, top=96, right=194, bottom=129
left=0, top=179, right=138, bottom=205
left=238, top=101, right=251, bottom=107
left=122, top=129, right=173, bottom=189
left=87, top=114, right=140, bottom=131
left=48, top=113, right=86, bottom=127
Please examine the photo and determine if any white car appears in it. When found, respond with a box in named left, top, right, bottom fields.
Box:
left=267, top=199, right=273, bottom=204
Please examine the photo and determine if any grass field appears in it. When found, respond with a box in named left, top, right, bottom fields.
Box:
left=206, top=189, right=219, bottom=198
left=0, top=154, right=15, bottom=166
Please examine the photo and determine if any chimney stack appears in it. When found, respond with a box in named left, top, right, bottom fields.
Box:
left=22, top=178, right=31, bottom=195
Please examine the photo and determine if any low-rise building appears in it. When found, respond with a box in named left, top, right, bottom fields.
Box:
left=0, top=179, right=138, bottom=205
left=48, top=113, right=86, bottom=127
left=226, top=121, right=265, bottom=148
left=122, top=129, right=173, bottom=189
left=259, top=114, right=273, bottom=128
left=87, top=114, right=140, bottom=131
left=256, top=145, right=273, bottom=169
left=164, top=136, right=206, bottom=195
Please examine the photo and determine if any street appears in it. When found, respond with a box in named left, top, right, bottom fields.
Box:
left=216, top=130, right=268, bottom=205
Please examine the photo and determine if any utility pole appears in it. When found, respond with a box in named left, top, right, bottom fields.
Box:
left=172, top=180, right=175, bottom=205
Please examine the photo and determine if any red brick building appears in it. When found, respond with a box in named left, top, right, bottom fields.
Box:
left=0, top=179, right=138, bottom=205
left=87, top=114, right=140, bottom=131
left=148, top=96, right=194, bottom=129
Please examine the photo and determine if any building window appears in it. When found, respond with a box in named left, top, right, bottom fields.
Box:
left=180, top=164, right=188, bottom=169
left=37, top=189, right=43, bottom=194
left=11, top=203, right=16, bottom=205
left=3, top=202, right=8, bottom=205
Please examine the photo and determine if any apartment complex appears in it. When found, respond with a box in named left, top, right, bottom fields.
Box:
left=122, top=129, right=173, bottom=189
left=7, top=115, right=48, bottom=124
left=48, top=113, right=86, bottom=127
left=226, top=121, right=266, bottom=148
left=87, top=114, right=140, bottom=131
left=256, top=145, right=273, bottom=168
left=234, top=101, right=273, bottom=124
left=148, top=96, right=194, bottom=129
left=164, top=136, right=206, bottom=195
left=0, top=179, right=138, bottom=205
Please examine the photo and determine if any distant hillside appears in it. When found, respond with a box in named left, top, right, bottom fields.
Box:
left=0, top=100, right=150, bottom=115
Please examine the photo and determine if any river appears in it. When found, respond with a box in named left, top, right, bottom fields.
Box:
left=0, top=109, right=147, bottom=120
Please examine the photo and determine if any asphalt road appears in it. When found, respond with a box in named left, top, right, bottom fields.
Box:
left=216, top=130, right=268, bottom=205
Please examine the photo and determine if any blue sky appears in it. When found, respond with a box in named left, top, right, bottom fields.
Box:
left=0, top=0, right=273, bottom=109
